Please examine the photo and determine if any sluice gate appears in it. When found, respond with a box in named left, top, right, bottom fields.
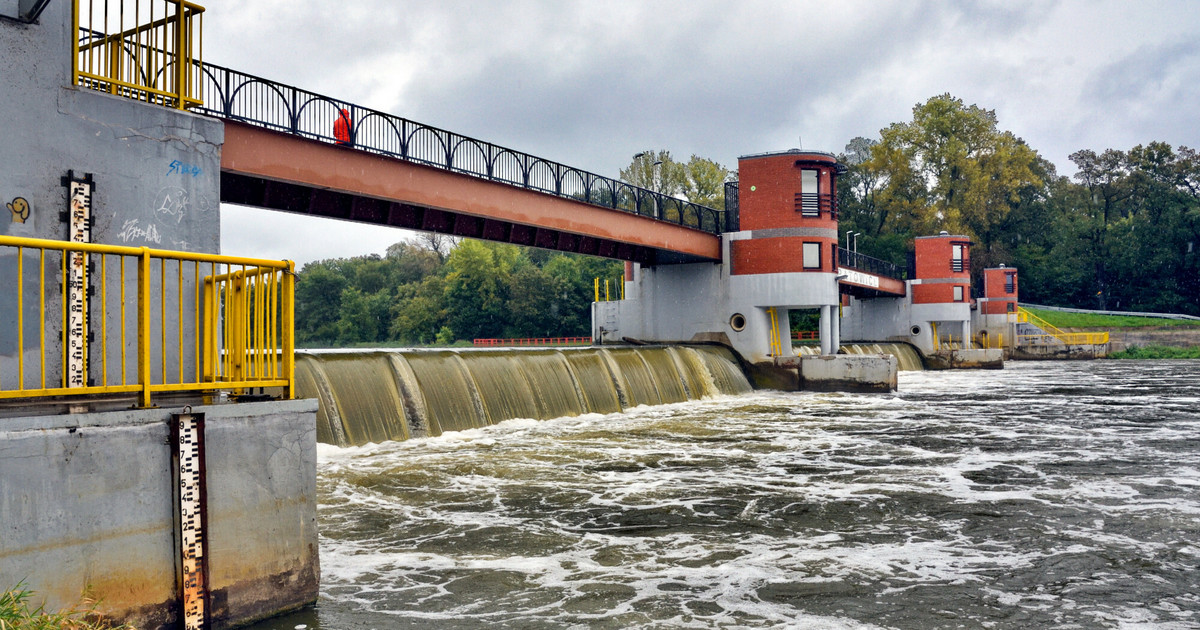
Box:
left=296, top=345, right=753, bottom=446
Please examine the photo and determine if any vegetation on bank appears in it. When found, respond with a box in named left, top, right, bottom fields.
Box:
left=0, top=584, right=134, bottom=630
left=295, top=235, right=622, bottom=347
left=1108, top=345, right=1200, bottom=360
left=1024, top=308, right=1200, bottom=330
left=836, top=94, right=1199, bottom=318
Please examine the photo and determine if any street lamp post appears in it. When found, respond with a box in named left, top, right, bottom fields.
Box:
left=633, top=152, right=664, bottom=218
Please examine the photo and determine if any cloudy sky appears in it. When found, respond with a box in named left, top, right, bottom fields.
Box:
left=208, top=0, right=1200, bottom=267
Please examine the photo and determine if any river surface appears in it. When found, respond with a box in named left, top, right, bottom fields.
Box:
left=251, top=360, right=1200, bottom=629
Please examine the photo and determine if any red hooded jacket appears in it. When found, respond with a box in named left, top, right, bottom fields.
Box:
left=334, top=109, right=352, bottom=145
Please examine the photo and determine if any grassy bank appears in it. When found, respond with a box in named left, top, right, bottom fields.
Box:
left=0, top=585, right=133, bottom=630
left=1108, top=345, right=1200, bottom=360
left=1026, top=308, right=1200, bottom=330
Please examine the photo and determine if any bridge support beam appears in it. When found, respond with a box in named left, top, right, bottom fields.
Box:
left=220, top=123, right=721, bottom=264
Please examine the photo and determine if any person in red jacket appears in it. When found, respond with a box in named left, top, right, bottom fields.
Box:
left=334, top=108, right=352, bottom=145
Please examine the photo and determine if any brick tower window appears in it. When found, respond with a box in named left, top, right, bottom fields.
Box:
left=803, top=242, right=821, bottom=269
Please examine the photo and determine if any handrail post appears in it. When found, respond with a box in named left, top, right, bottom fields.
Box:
left=281, top=263, right=295, bottom=399
left=202, top=271, right=214, bottom=381
left=71, top=0, right=80, bottom=88
left=174, top=1, right=185, bottom=108
left=138, top=247, right=153, bottom=407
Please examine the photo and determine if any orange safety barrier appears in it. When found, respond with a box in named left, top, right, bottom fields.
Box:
left=792, top=331, right=819, bottom=340
left=473, top=337, right=592, bottom=347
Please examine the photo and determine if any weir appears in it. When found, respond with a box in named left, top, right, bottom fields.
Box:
left=1, top=0, right=1037, bottom=625
left=296, top=345, right=753, bottom=446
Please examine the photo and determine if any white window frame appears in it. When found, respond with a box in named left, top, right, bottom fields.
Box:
left=800, top=169, right=819, bottom=216
left=803, top=242, right=821, bottom=270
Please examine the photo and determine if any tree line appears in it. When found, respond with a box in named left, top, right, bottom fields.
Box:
left=837, top=93, right=1199, bottom=315
left=295, top=235, right=623, bottom=346
left=294, top=92, right=1199, bottom=347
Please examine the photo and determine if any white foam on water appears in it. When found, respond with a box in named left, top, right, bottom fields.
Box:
left=298, top=360, right=1200, bottom=629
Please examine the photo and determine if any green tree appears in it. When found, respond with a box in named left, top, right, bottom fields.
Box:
left=294, top=263, right=347, bottom=344
left=681, top=155, right=731, bottom=208
left=335, top=287, right=391, bottom=344
left=390, top=275, right=447, bottom=344
left=505, top=265, right=567, bottom=337
left=441, top=240, right=520, bottom=341
left=862, top=94, right=1043, bottom=270
left=385, top=240, right=442, bottom=284
left=620, top=150, right=688, bottom=196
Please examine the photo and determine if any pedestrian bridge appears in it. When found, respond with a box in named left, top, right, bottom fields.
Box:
left=198, top=63, right=723, bottom=265
left=197, top=63, right=909, bottom=293
left=836, top=249, right=907, bottom=296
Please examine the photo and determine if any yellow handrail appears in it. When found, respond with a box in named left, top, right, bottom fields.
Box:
left=0, top=235, right=293, bottom=408
left=1015, top=307, right=1109, bottom=346
left=73, top=0, right=205, bottom=110
left=592, top=276, right=625, bottom=302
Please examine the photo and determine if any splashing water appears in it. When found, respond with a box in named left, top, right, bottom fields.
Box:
left=249, top=360, right=1200, bottom=629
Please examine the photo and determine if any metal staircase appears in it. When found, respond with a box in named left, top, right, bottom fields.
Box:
left=1013, top=307, right=1109, bottom=348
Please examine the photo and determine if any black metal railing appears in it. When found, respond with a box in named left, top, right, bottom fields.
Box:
left=838, top=247, right=905, bottom=280
left=794, top=192, right=837, bottom=220
left=951, top=258, right=969, bottom=273
left=194, top=62, right=725, bottom=234
left=724, top=181, right=740, bottom=232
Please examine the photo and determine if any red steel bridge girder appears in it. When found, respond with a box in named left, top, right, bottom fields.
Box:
left=220, top=122, right=721, bottom=264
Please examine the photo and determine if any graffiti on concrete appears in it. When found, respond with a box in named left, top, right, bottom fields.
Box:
left=6, top=197, right=30, bottom=223
left=153, top=186, right=189, bottom=223
left=167, top=160, right=203, bottom=177
left=117, top=218, right=162, bottom=244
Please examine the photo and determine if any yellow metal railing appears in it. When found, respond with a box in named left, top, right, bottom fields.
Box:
left=73, top=0, right=204, bottom=109
left=978, top=331, right=1005, bottom=349
left=593, top=276, right=625, bottom=302
left=0, top=235, right=293, bottom=407
left=1014, top=307, right=1109, bottom=347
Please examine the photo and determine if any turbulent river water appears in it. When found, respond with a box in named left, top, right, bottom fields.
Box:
left=250, top=360, right=1200, bottom=629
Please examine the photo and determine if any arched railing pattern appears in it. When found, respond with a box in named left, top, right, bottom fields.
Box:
left=195, top=62, right=724, bottom=235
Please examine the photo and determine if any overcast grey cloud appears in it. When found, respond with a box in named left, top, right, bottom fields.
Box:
left=208, top=0, right=1200, bottom=266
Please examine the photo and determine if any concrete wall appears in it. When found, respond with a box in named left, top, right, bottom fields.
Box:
left=595, top=251, right=840, bottom=364
left=1, top=0, right=223, bottom=389
left=0, top=399, right=319, bottom=629
left=798, top=354, right=897, bottom=392
left=842, top=292, right=975, bottom=356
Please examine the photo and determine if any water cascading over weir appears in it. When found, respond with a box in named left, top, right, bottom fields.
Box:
left=295, top=345, right=753, bottom=446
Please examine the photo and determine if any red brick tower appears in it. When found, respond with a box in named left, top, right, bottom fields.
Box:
left=981, top=266, right=1018, bottom=315
left=732, top=151, right=841, bottom=276
left=910, top=232, right=973, bottom=347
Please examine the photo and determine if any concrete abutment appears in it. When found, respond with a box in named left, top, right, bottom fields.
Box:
left=0, top=400, right=319, bottom=630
